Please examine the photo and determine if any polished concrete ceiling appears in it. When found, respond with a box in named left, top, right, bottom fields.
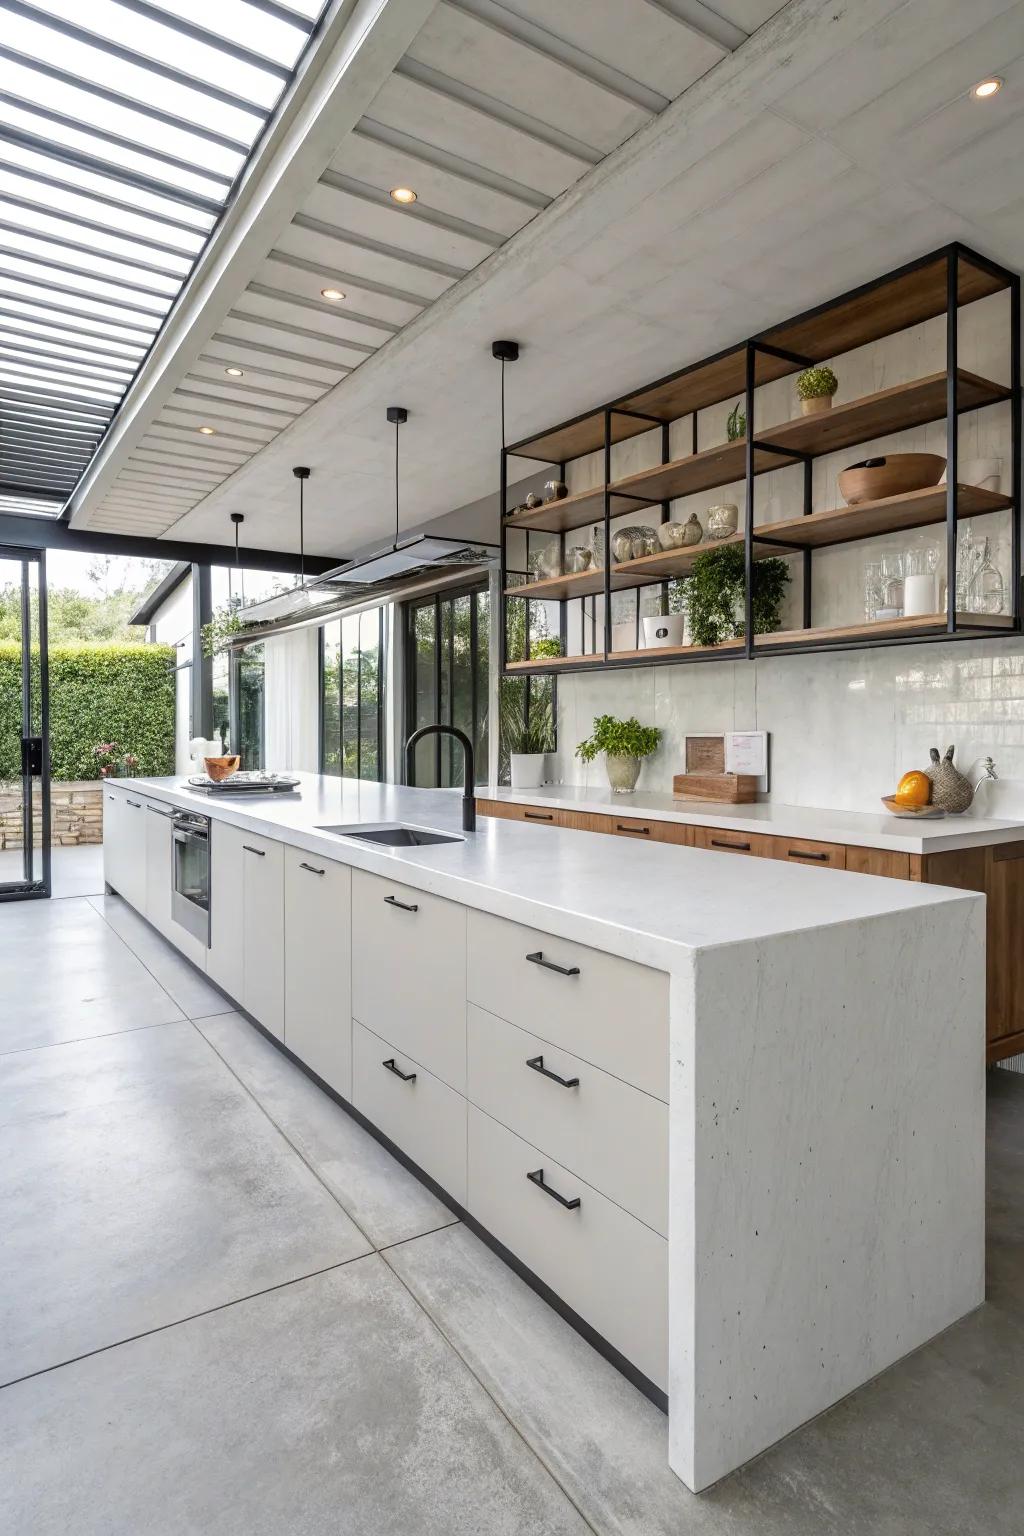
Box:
left=70, top=0, right=1024, bottom=559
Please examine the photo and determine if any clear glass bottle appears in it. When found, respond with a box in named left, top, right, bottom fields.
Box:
left=971, top=537, right=1005, bottom=615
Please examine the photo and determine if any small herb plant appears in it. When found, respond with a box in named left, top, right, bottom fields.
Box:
left=685, top=543, right=790, bottom=647
left=576, top=714, right=661, bottom=764
left=796, top=364, right=838, bottom=401
left=726, top=400, right=746, bottom=441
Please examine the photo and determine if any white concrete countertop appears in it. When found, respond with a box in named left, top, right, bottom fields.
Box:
left=115, top=774, right=978, bottom=968
left=480, top=783, right=1024, bottom=854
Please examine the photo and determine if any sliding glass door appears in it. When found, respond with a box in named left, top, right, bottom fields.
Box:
left=405, top=584, right=489, bottom=787
left=0, top=546, right=50, bottom=900
left=320, top=609, right=385, bottom=780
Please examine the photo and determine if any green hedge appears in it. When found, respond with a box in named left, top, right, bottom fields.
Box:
left=0, top=642, right=176, bottom=782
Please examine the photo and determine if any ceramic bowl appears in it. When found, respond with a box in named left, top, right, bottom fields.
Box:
left=204, top=755, right=240, bottom=782
left=838, top=453, right=945, bottom=506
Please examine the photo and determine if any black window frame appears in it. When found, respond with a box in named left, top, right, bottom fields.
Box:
left=318, top=606, right=386, bottom=781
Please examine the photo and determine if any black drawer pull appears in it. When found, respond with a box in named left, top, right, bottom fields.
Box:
left=299, top=862, right=325, bottom=875
left=126, top=798, right=141, bottom=808
left=527, top=1168, right=580, bottom=1209
left=384, top=895, right=419, bottom=912
left=242, top=844, right=265, bottom=857
left=526, top=1054, right=579, bottom=1088
left=382, top=1057, right=416, bottom=1082
left=524, top=811, right=554, bottom=822
left=787, top=848, right=829, bottom=862
left=526, top=950, right=580, bottom=977
left=616, top=822, right=649, bottom=835
left=710, top=838, right=749, bottom=852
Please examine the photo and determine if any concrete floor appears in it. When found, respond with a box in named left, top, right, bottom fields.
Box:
left=1, top=896, right=1022, bottom=1534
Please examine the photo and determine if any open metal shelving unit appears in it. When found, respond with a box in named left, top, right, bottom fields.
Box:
left=499, top=242, right=1022, bottom=675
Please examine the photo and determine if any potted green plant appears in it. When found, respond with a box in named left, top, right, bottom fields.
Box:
left=726, top=400, right=745, bottom=441
left=796, top=364, right=838, bottom=416
left=500, top=695, right=555, bottom=789
left=685, top=543, right=790, bottom=647
left=576, top=714, right=661, bottom=794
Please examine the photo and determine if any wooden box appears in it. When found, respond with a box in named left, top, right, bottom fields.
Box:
left=673, top=773, right=760, bottom=803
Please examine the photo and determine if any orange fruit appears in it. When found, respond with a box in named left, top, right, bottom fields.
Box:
left=895, top=769, right=931, bottom=806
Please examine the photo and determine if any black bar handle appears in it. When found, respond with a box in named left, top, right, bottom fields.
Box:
left=382, top=1057, right=416, bottom=1082
left=147, top=805, right=175, bottom=819
left=524, top=811, right=554, bottom=822
left=527, top=1168, right=581, bottom=1209
left=384, top=895, right=419, bottom=912
left=242, top=844, right=265, bottom=856
left=299, top=862, right=325, bottom=875
left=787, top=848, right=829, bottom=862
left=526, top=950, right=580, bottom=977
left=616, top=822, right=649, bottom=835
left=710, top=838, right=750, bottom=852
left=526, top=1054, right=579, bottom=1089
left=126, top=798, right=142, bottom=808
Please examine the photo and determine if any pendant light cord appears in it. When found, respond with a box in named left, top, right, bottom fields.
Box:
left=299, top=475, right=305, bottom=590
left=394, top=415, right=400, bottom=550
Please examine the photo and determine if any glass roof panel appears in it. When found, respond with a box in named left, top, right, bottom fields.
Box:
left=0, top=0, right=327, bottom=516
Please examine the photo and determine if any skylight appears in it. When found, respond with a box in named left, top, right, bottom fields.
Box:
left=0, top=0, right=328, bottom=518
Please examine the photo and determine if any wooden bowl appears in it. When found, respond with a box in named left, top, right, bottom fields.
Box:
left=881, top=795, right=945, bottom=819
left=838, top=453, right=946, bottom=506
left=204, top=755, right=240, bottom=782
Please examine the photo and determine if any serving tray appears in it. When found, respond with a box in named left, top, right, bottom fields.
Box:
left=187, top=772, right=300, bottom=795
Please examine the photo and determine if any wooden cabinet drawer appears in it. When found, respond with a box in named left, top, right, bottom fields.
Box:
left=468, top=1004, right=667, bottom=1235
left=478, top=799, right=613, bottom=834
left=692, top=825, right=774, bottom=859
left=610, top=816, right=692, bottom=846
left=845, top=846, right=910, bottom=879
left=770, top=835, right=846, bottom=870
left=352, top=869, right=467, bottom=1092
left=467, top=909, right=668, bottom=1102
left=285, top=846, right=351, bottom=1099
left=467, top=1106, right=667, bottom=1390
left=353, top=1021, right=466, bottom=1204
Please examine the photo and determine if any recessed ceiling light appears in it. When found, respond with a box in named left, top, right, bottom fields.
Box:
left=198, top=425, right=215, bottom=435
left=225, top=366, right=244, bottom=377
left=321, top=287, right=345, bottom=301
left=971, top=77, right=1003, bottom=98
left=390, top=186, right=417, bottom=205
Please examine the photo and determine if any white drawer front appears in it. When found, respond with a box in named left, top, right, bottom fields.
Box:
left=467, top=910, right=668, bottom=1101
left=467, top=1004, right=667, bottom=1237
left=353, top=1021, right=466, bottom=1204
left=351, top=870, right=467, bottom=1092
left=284, top=846, right=351, bottom=1099
left=467, top=1106, right=667, bottom=1390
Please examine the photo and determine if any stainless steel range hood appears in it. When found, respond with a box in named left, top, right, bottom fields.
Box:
left=317, top=535, right=492, bottom=585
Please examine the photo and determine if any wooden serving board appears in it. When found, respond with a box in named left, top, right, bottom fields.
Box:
left=673, top=773, right=760, bottom=803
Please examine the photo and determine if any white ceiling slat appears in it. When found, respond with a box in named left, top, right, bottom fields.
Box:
left=190, top=352, right=329, bottom=398
left=402, top=9, right=646, bottom=158
left=477, top=0, right=727, bottom=102
left=169, top=384, right=299, bottom=427
left=318, top=169, right=506, bottom=249
left=368, top=72, right=591, bottom=200
left=227, top=302, right=378, bottom=355
left=120, top=470, right=221, bottom=493
left=259, top=251, right=425, bottom=328
left=141, top=426, right=252, bottom=461
left=204, top=333, right=347, bottom=384
left=348, top=119, right=549, bottom=221
left=181, top=370, right=315, bottom=410
left=128, top=449, right=227, bottom=477
left=157, top=405, right=279, bottom=445
left=217, top=314, right=368, bottom=370
left=299, top=183, right=489, bottom=272
left=273, top=219, right=453, bottom=301
left=245, top=278, right=403, bottom=336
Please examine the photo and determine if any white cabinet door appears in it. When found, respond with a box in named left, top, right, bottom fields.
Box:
left=144, top=800, right=176, bottom=934
left=351, top=869, right=467, bottom=1092
left=207, top=818, right=245, bottom=1002
left=105, top=789, right=147, bottom=912
left=284, top=845, right=351, bottom=1097
left=241, top=829, right=285, bottom=1039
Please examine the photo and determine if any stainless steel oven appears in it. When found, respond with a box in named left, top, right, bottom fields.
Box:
left=172, top=810, right=210, bottom=946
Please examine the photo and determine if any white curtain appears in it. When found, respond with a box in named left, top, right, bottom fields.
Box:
left=263, top=628, right=319, bottom=772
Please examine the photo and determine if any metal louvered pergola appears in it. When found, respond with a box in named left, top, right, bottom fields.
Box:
left=0, top=0, right=329, bottom=519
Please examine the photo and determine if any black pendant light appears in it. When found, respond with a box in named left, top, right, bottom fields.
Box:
left=230, top=511, right=244, bottom=605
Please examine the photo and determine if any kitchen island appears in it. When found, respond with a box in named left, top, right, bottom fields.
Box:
left=103, top=773, right=985, bottom=1493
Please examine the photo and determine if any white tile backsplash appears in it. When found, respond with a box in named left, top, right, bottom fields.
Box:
left=554, top=635, right=1024, bottom=812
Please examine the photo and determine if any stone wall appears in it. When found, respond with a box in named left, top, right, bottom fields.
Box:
left=0, top=780, right=103, bottom=850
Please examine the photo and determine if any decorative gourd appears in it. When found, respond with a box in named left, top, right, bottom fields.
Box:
left=895, top=769, right=931, bottom=807
left=926, top=746, right=974, bottom=814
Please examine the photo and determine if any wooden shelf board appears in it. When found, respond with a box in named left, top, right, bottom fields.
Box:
left=608, top=371, right=1009, bottom=508
left=609, top=532, right=744, bottom=585
left=760, top=256, right=1007, bottom=368
left=505, top=567, right=606, bottom=602
left=614, top=345, right=795, bottom=425
left=756, top=612, right=1016, bottom=648
left=609, top=638, right=745, bottom=662
left=756, top=484, right=1013, bottom=549
left=502, top=484, right=650, bottom=535
left=504, top=653, right=605, bottom=672
left=508, top=412, right=652, bottom=466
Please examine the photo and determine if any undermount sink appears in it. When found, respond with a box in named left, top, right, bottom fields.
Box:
left=316, top=823, right=463, bottom=847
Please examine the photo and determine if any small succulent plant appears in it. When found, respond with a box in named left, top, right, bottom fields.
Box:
left=726, top=400, right=746, bottom=441
left=796, top=364, right=838, bottom=400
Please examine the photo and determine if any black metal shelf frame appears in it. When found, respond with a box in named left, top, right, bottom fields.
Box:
left=499, top=242, right=1022, bottom=674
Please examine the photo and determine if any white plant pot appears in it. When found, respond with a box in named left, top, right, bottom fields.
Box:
left=510, top=752, right=548, bottom=789
left=641, top=614, right=685, bottom=649
left=958, top=458, right=1002, bottom=494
